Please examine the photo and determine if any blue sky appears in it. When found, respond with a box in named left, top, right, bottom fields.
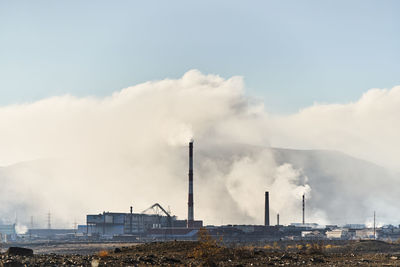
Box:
left=0, top=0, right=399, bottom=113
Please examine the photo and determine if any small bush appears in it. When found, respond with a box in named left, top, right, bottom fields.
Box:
left=264, top=244, right=273, bottom=249
left=191, top=228, right=223, bottom=266
left=98, top=250, right=109, bottom=258
left=305, top=243, right=325, bottom=255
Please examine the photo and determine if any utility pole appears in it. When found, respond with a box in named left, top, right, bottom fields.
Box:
left=47, top=211, right=51, bottom=229
left=30, top=216, right=34, bottom=239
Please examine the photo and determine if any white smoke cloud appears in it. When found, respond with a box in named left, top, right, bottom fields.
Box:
left=0, top=70, right=310, bottom=227
left=0, top=70, right=399, bottom=228
left=15, top=224, right=28, bottom=235
left=270, top=86, right=400, bottom=171
left=268, top=86, right=400, bottom=225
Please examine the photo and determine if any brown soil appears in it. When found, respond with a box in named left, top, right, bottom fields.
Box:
left=2, top=240, right=400, bottom=266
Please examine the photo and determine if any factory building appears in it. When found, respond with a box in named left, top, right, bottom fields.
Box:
left=82, top=140, right=203, bottom=239
left=84, top=210, right=203, bottom=237
left=28, top=229, right=76, bottom=240
left=85, top=211, right=188, bottom=236
left=355, top=229, right=377, bottom=240
left=326, top=229, right=349, bottom=240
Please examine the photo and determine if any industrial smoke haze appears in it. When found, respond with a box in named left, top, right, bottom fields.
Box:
left=270, top=87, right=400, bottom=171
left=0, top=70, right=399, bottom=228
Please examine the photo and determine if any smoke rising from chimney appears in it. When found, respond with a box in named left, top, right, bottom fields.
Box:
left=0, top=70, right=399, bottom=227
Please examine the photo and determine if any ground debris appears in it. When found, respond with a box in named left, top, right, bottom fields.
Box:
left=6, top=247, right=33, bottom=257
left=0, top=240, right=399, bottom=266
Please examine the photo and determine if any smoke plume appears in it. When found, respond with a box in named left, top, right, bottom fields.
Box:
left=0, top=70, right=310, bottom=227
left=0, top=70, right=398, bottom=227
left=270, top=86, right=400, bottom=171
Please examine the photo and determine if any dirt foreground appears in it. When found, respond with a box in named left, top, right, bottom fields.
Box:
left=2, top=240, right=400, bottom=266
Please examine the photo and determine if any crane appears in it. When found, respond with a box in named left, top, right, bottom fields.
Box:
left=142, top=203, right=173, bottom=229
left=142, top=203, right=171, bottom=218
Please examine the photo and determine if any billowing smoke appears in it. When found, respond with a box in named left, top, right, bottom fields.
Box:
left=270, top=86, right=400, bottom=171
left=0, top=70, right=399, bottom=228
left=0, top=70, right=309, bottom=227
left=269, top=87, right=400, bottom=226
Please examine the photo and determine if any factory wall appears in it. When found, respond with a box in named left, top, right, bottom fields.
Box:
left=86, top=212, right=184, bottom=236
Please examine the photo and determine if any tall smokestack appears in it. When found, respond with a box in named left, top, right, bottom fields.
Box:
left=130, top=206, right=133, bottom=234
left=302, top=194, right=305, bottom=225
left=187, top=140, right=194, bottom=228
left=265, top=191, right=270, bottom=226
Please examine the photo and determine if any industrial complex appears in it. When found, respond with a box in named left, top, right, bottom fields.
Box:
left=1, top=140, right=400, bottom=244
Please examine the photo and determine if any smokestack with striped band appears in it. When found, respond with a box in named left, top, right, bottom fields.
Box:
left=187, top=140, right=194, bottom=228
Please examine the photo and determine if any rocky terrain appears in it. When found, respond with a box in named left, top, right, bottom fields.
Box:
left=2, top=240, right=400, bottom=266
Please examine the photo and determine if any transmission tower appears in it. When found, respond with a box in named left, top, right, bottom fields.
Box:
left=47, top=211, right=51, bottom=229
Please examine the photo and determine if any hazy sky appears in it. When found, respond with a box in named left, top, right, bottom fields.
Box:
left=1, top=0, right=399, bottom=113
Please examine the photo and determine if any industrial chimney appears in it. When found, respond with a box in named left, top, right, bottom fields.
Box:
left=264, top=191, right=270, bottom=226
left=187, top=140, right=194, bottom=228
left=302, top=194, right=305, bottom=225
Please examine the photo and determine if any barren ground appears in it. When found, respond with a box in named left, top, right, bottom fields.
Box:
left=2, top=240, right=400, bottom=266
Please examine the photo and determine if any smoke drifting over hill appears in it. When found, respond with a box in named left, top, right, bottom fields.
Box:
left=270, top=86, right=400, bottom=171
left=0, top=70, right=399, bottom=228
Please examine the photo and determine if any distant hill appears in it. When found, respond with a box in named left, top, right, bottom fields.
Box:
left=196, top=142, right=399, bottom=224
left=0, top=145, right=398, bottom=226
left=271, top=147, right=399, bottom=224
